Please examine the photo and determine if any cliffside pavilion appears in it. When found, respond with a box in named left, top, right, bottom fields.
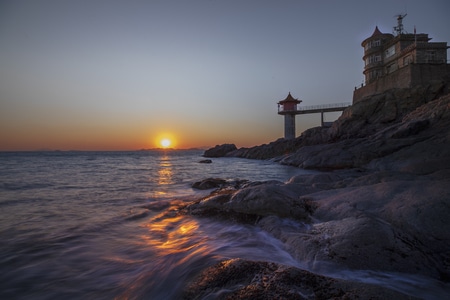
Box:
left=277, top=93, right=351, bottom=139
left=353, top=14, right=450, bottom=103
left=277, top=93, right=302, bottom=139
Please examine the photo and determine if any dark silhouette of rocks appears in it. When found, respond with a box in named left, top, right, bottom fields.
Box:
left=198, top=159, right=212, bottom=163
left=203, top=143, right=237, bottom=157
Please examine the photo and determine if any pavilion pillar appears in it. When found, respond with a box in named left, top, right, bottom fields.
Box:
left=284, top=114, right=296, bottom=139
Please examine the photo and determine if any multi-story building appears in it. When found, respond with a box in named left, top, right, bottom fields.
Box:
left=353, top=15, right=450, bottom=103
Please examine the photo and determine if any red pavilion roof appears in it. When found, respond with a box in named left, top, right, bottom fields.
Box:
left=278, top=92, right=301, bottom=104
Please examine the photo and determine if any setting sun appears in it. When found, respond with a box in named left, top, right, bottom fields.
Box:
left=160, top=138, right=171, bottom=148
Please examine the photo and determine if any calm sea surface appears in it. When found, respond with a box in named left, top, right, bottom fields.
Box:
left=1, top=150, right=448, bottom=299
left=0, top=150, right=310, bottom=299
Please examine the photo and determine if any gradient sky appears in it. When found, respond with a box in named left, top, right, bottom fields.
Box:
left=1, top=0, right=449, bottom=150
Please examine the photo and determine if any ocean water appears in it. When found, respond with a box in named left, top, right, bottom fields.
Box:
left=1, top=150, right=448, bottom=299
left=0, top=150, right=308, bottom=299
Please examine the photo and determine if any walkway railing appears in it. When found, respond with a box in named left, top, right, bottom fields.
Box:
left=278, top=102, right=352, bottom=113
left=297, top=102, right=352, bottom=111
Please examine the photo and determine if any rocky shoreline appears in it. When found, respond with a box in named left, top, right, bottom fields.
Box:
left=183, top=82, right=450, bottom=299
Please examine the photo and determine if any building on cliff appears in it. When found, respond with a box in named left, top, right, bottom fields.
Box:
left=353, top=14, right=450, bottom=103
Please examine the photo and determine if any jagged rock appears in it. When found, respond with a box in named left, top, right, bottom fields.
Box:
left=183, top=259, right=416, bottom=299
left=203, top=144, right=237, bottom=157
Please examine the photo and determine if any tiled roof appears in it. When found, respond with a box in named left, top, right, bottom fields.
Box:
left=278, top=92, right=301, bottom=104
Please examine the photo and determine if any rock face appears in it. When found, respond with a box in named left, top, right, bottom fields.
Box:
left=283, top=89, right=450, bottom=171
left=203, top=143, right=237, bottom=157
left=183, top=259, right=415, bottom=299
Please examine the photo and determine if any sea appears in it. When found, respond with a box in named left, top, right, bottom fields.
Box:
left=1, top=150, right=448, bottom=299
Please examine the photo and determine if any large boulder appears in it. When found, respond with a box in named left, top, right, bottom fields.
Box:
left=203, top=143, right=237, bottom=157
left=188, top=180, right=320, bottom=221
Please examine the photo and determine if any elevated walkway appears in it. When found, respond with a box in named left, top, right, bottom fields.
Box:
left=278, top=102, right=352, bottom=127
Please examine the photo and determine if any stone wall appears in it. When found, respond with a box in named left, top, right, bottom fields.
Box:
left=353, top=64, right=450, bottom=103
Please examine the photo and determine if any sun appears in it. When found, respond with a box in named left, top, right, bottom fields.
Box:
left=160, top=138, right=171, bottom=148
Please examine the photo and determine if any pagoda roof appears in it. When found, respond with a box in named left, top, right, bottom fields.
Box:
left=278, top=92, right=301, bottom=104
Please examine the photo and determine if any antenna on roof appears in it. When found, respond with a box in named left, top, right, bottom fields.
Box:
left=393, top=13, right=407, bottom=35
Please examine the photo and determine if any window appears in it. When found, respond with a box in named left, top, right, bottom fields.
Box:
left=385, top=45, right=395, bottom=58
left=426, top=51, right=436, bottom=62
left=386, top=63, right=396, bottom=73
left=366, top=55, right=382, bottom=65
left=365, top=40, right=381, bottom=50
left=403, top=56, right=412, bottom=65
left=369, top=69, right=382, bottom=80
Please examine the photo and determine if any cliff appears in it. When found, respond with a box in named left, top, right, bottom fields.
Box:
left=220, top=80, right=450, bottom=172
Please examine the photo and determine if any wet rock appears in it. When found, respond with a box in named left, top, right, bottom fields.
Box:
left=258, top=173, right=450, bottom=281
left=198, top=159, right=212, bottom=163
left=183, top=258, right=416, bottom=299
left=188, top=180, right=320, bottom=222
left=192, top=178, right=227, bottom=190
left=203, top=144, right=237, bottom=157
left=223, top=182, right=317, bottom=220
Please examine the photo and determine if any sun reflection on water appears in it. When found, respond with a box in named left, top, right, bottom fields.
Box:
left=157, top=155, right=173, bottom=186
left=116, top=205, right=217, bottom=299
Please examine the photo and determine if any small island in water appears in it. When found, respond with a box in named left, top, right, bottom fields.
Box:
left=180, top=19, right=450, bottom=299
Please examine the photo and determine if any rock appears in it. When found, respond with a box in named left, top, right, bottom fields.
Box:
left=191, top=178, right=250, bottom=191
left=224, top=182, right=317, bottom=220
left=390, top=119, right=430, bottom=138
left=258, top=173, right=450, bottom=281
left=188, top=180, right=320, bottom=221
left=198, top=159, right=212, bottom=163
left=203, top=144, right=237, bottom=157
left=192, top=178, right=227, bottom=190
left=183, top=259, right=416, bottom=299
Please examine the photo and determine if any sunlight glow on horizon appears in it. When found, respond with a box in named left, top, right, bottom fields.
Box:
left=1, top=1, right=448, bottom=151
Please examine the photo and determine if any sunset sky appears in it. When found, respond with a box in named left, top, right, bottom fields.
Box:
left=1, top=0, right=449, bottom=150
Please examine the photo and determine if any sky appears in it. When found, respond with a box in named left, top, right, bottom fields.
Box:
left=1, top=0, right=449, bottom=151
